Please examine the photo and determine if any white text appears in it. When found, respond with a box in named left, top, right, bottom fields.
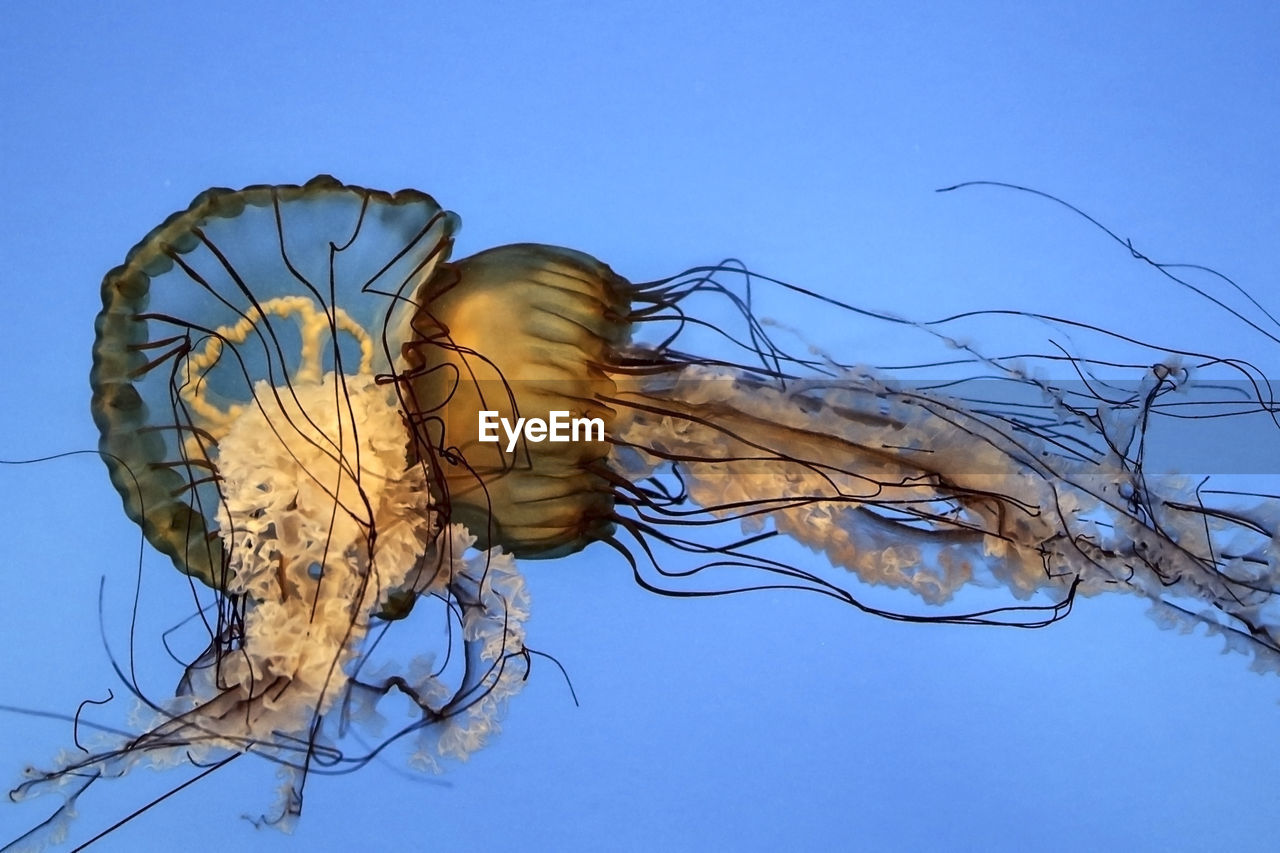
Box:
left=477, top=410, right=605, bottom=452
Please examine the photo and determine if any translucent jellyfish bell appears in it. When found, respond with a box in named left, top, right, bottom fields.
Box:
left=92, top=176, right=455, bottom=592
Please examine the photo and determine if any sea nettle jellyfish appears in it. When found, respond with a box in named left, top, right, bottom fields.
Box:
left=6, top=176, right=1280, bottom=848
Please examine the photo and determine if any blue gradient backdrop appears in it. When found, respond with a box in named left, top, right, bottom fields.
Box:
left=1, top=3, right=1277, bottom=851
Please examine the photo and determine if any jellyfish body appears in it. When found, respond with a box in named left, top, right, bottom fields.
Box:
left=9, top=176, right=1280, bottom=847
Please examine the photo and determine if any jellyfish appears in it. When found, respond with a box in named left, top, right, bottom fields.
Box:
left=6, top=176, right=1280, bottom=849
